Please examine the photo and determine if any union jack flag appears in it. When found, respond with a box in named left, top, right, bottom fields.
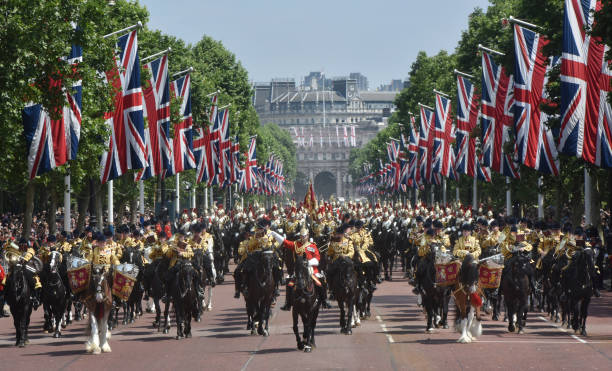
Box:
left=407, top=115, right=420, bottom=187
left=387, top=139, right=401, bottom=190
left=480, top=51, right=520, bottom=179
left=559, top=0, right=612, bottom=168
left=513, top=24, right=560, bottom=175
left=208, top=106, right=223, bottom=186
left=23, top=43, right=82, bottom=180
left=166, top=73, right=196, bottom=177
left=217, top=109, right=232, bottom=187
left=136, top=55, right=172, bottom=181
left=240, top=136, right=258, bottom=192
left=418, top=106, right=435, bottom=184
left=232, top=136, right=241, bottom=184
left=193, top=127, right=211, bottom=184
left=433, top=93, right=455, bottom=178
left=100, top=30, right=147, bottom=184
left=476, top=158, right=492, bottom=182
left=455, top=75, right=479, bottom=177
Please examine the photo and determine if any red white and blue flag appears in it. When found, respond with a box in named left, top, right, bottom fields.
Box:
left=166, top=73, right=195, bottom=177
left=433, top=93, right=456, bottom=179
left=418, top=106, right=435, bottom=185
left=218, top=109, right=232, bottom=186
left=231, top=136, right=241, bottom=184
left=480, top=51, right=520, bottom=179
left=513, top=24, right=560, bottom=175
left=455, top=75, right=479, bottom=177
left=193, top=126, right=211, bottom=184
left=208, top=106, right=223, bottom=186
left=23, top=43, right=82, bottom=179
left=240, top=136, right=258, bottom=192
left=559, top=0, right=612, bottom=168
left=407, top=115, right=420, bottom=187
left=387, top=139, right=401, bottom=190
left=100, top=30, right=147, bottom=184
left=136, top=54, right=172, bottom=181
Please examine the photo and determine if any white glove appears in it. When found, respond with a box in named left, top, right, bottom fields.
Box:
left=269, top=230, right=285, bottom=244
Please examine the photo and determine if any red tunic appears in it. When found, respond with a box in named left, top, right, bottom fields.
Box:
left=282, top=240, right=320, bottom=275
left=0, top=263, right=5, bottom=291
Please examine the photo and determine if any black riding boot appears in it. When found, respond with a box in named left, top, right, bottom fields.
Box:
left=280, top=284, right=293, bottom=311
left=233, top=269, right=242, bottom=299
left=319, top=279, right=331, bottom=309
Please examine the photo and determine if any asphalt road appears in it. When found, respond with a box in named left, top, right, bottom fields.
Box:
left=1, top=266, right=611, bottom=371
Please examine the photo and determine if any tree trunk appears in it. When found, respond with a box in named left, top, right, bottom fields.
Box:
left=77, top=181, right=90, bottom=232
left=48, top=189, right=57, bottom=236
left=22, top=182, right=35, bottom=240
left=590, top=174, right=601, bottom=227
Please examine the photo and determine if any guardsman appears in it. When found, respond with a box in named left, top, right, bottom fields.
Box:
left=352, top=220, right=379, bottom=288
left=271, top=227, right=331, bottom=309
left=58, top=231, right=72, bottom=254
left=234, top=218, right=277, bottom=298
left=453, top=223, right=481, bottom=260
left=5, top=238, right=42, bottom=308
left=480, top=220, right=502, bottom=256
left=191, top=222, right=216, bottom=283
left=87, top=232, right=120, bottom=270
left=234, top=225, right=254, bottom=298
left=325, top=224, right=354, bottom=288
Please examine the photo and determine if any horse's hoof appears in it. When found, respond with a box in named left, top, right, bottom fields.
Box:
left=263, top=330, right=269, bottom=337
left=163, top=329, right=169, bottom=334
left=492, top=315, right=499, bottom=321
left=297, top=342, right=304, bottom=350
left=176, top=336, right=181, bottom=340
left=346, top=329, right=352, bottom=335
left=101, top=344, right=111, bottom=353
left=508, top=325, right=516, bottom=333
left=426, top=328, right=434, bottom=334
left=53, top=333, right=61, bottom=339
left=25, top=339, right=30, bottom=345
left=304, top=345, right=312, bottom=353
left=206, top=306, right=212, bottom=311
left=250, top=330, right=257, bottom=336
left=581, top=329, right=587, bottom=337
left=443, top=324, right=449, bottom=329
left=518, top=329, right=525, bottom=334
left=186, top=332, right=192, bottom=338
left=92, top=346, right=101, bottom=355
left=18, top=342, right=26, bottom=348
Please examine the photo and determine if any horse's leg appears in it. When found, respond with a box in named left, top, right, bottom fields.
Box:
left=441, top=291, right=450, bottom=329
left=518, top=297, right=528, bottom=334
left=153, top=297, right=161, bottom=330
left=163, top=298, right=171, bottom=334
left=24, top=305, right=32, bottom=345
left=262, top=300, right=271, bottom=336
left=346, top=299, right=353, bottom=335
left=248, top=301, right=257, bottom=335
left=13, top=310, right=21, bottom=346
left=310, top=306, right=320, bottom=348
left=175, top=300, right=184, bottom=340
left=571, top=297, right=580, bottom=333
left=339, top=300, right=346, bottom=334
left=580, top=297, right=589, bottom=336
left=86, top=312, right=101, bottom=354
left=301, top=312, right=312, bottom=352
left=506, top=299, right=516, bottom=333
left=207, top=286, right=213, bottom=311
left=292, top=309, right=303, bottom=350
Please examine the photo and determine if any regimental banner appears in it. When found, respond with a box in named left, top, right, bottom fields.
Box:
left=67, top=264, right=91, bottom=294
left=112, top=270, right=137, bottom=301
left=478, top=262, right=503, bottom=289
left=435, top=261, right=461, bottom=286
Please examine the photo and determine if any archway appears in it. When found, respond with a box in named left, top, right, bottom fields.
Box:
left=293, top=171, right=308, bottom=200
left=314, top=171, right=336, bottom=200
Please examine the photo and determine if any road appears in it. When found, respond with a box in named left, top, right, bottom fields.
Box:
left=1, top=267, right=611, bottom=371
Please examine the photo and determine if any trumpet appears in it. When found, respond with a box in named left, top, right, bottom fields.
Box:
left=3, top=249, right=21, bottom=265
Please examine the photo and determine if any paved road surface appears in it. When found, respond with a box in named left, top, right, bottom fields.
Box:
left=1, top=267, right=611, bottom=370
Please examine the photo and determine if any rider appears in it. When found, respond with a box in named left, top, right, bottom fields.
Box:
left=270, top=227, right=331, bottom=310
left=325, top=224, right=354, bottom=289
left=351, top=220, right=379, bottom=290
left=453, top=223, right=481, bottom=260
left=87, top=232, right=120, bottom=271
left=5, top=238, right=42, bottom=308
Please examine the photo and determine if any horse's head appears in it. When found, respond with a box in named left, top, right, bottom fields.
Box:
left=91, top=265, right=108, bottom=303
left=460, top=254, right=479, bottom=293
left=261, top=249, right=275, bottom=276
left=48, top=250, right=61, bottom=274
left=178, top=261, right=195, bottom=297
left=294, top=253, right=312, bottom=292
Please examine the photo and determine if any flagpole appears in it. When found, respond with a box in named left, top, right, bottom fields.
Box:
left=102, top=21, right=142, bottom=39
left=506, top=177, right=512, bottom=216
left=210, top=187, right=214, bottom=210
left=430, top=185, right=434, bottom=206
left=175, top=173, right=180, bottom=218
left=204, top=187, right=209, bottom=210
left=537, top=176, right=544, bottom=220
left=442, top=179, right=447, bottom=206
left=584, top=168, right=592, bottom=226
left=456, top=186, right=459, bottom=204
left=64, top=167, right=71, bottom=232
left=139, top=180, right=145, bottom=217
left=108, top=180, right=114, bottom=229
left=472, top=174, right=477, bottom=211
left=141, top=47, right=171, bottom=62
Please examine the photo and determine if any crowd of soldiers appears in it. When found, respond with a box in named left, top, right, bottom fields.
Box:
left=1, top=199, right=611, bottom=333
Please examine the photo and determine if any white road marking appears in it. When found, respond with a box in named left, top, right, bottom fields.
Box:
left=375, top=314, right=395, bottom=343
left=537, top=316, right=588, bottom=344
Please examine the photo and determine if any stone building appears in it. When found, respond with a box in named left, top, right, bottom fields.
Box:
left=253, top=77, right=397, bottom=199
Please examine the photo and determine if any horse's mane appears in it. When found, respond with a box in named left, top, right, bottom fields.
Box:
left=460, top=254, right=479, bottom=286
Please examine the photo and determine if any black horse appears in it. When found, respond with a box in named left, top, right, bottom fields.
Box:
left=291, top=253, right=321, bottom=352
left=168, top=260, right=198, bottom=339
left=501, top=251, right=532, bottom=333
left=415, top=249, right=450, bottom=332
left=328, top=256, right=358, bottom=335
left=143, top=259, right=168, bottom=332
left=122, top=247, right=145, bottom=325
left=563, top=248, right=594, bottom=336
left=41, top=251, right=68, bottom=338
left=243, top=250, right=276, bottom=336
left=5, top=262, right=33, bottom=347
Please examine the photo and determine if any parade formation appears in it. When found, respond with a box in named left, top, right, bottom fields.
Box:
left=2, top=0, right=612, bottom=368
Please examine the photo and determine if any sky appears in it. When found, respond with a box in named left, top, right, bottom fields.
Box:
left=142, top=0, right=492, bottom=89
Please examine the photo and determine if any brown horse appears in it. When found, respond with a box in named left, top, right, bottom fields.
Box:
left=454, top=255, right=483, bottom=343
left=82, top=265, right=113, bottom=354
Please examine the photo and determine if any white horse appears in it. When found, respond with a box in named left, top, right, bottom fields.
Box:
left=84, top=266, right=113, bottom=354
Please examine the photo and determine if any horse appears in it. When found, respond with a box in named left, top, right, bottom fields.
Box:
left=540, top=250, right=560, bottom=322
left=454, top=254, right=482, bottom=343
left=191, top=248, right=215, bottom=320
left=379, top=225, right=397, bottom=281
left=415, top=248, right=451, bottom=332
left=82, top=265, right=113, bottom=354
left=562, top=248, right=594, bottom=336
left=479, top=246, right=502, bottom=321
left=143, top=258, right=168, bottom=332
left=291, top=253, right=321, bottom=352
left=168, top=260, right=198, bottom=339
left=501, top=251, right=533, bottom=334
left=212, top=226, right=227, bottom=283
left=328, top=255, right=358, bottom=335
left=5, top=262, right=33, bottom=347
left=243, top=249, right=276, bottom=336
left=121, top=247, right=145, bottom=325
left=41, top=251, right=68, bottom=338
